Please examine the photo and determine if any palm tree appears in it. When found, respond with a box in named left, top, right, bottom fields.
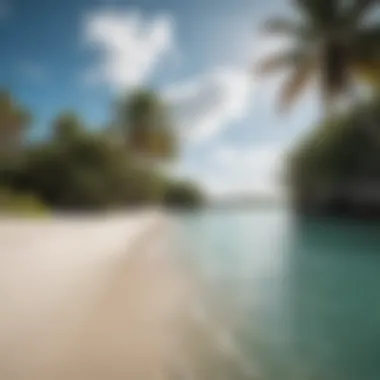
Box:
left=52, top=112, right=85, bottom=143
left=256, top=0, right=380, bottom=114
left=0, top=90, right=31, bottom=155
left=118, top=90, right=176, bottom=161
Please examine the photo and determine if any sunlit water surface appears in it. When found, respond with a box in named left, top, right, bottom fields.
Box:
left=175, top=208, right=380, bottom=380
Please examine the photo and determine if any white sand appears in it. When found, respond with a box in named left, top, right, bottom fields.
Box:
left=0, top=212, right=174, bottom=380
left=0, top=213, right=252, bottom=380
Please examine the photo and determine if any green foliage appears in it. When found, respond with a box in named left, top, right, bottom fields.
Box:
left=118, top=89, right=177, bottom=160
left=52, top=112, right=86, bottom=142
left=256, top=0, right=380, bottom=112
left=12, top=133, right=137, bottom=210
left=288, top=98, right=380, bottom=199
left=163, top=181, right=204, bottom=209
left=0, top=87, right=204, bottom=211
left=0, top=90, right=31, bottom=154
left=0, top=188, right=49, bottom=216
left=0, top=90, right=203, bottom=211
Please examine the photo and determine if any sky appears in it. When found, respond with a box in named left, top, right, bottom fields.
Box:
left=0, top=0, right=321, bottom=197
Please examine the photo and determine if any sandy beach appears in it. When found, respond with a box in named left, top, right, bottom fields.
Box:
left=0, top=213, right=250, bottom=380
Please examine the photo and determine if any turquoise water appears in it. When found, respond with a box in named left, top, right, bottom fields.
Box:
left=177, top=208, right=380, bottom=380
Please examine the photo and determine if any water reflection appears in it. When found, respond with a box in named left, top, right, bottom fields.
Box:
left=287, top=217, right=380, bottom=380
left=177, top=210, right=380, bottom=380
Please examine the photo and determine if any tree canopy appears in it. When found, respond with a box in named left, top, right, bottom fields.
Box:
left=288, top=96, right=380, bottom=214
left=256, top=0, right=380, bottom=113
left=0, top=90, right=31, bottom=155
left=0, top=89, right=203, bottom=212
left=118, top=90, right=177, bottom=160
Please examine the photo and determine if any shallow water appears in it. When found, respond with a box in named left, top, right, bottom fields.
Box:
left=176, top=208, right=380, bottom=380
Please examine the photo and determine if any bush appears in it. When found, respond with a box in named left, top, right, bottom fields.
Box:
left=288, top=97, right=380, bottom=214
left=0, top=188, right=49, bottom=216
left=0, top=91, right=204, bottom=212
left=2, top=133, right=179, bottom=211
left=163, top=181, right=204, bottom=209
left=8, top=133, right=138, bottom=210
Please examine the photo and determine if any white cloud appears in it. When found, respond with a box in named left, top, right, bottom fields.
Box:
left=213, top=146, right=237, bottom=166
left=164, top=67, right=253, bottom=143
left=172, top=142, right=287, bottom=197
left=207, top=143, right=287, bottom=196
left=84, top=10, right=174, bottom=90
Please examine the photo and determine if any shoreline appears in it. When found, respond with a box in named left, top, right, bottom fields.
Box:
left=0, top=212, right=171, bottom=380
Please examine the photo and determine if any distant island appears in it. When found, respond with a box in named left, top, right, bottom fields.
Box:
left=207, top=193, right=286, bottom=209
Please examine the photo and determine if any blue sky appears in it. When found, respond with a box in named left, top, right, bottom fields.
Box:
left=0, top=0, right=321, bottom=196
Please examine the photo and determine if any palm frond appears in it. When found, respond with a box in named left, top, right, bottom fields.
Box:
left=346, top=0, right=379, bottom=24
left=256, top=0, right=379, bottom=114
left=352, top=25, right=380, bottom=75
left=256, top=49, right=311, bottom=75
left=262, top=17, right=307, bottom=36
left=294, top=0, right=340, bottom=28
left=356, top=66, right=380, bottom=90
left=279, top=62, right=315, bottom=111
left=321, top=41, right=350, bottom=102
left=355, top=25, right=380, bottom=54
